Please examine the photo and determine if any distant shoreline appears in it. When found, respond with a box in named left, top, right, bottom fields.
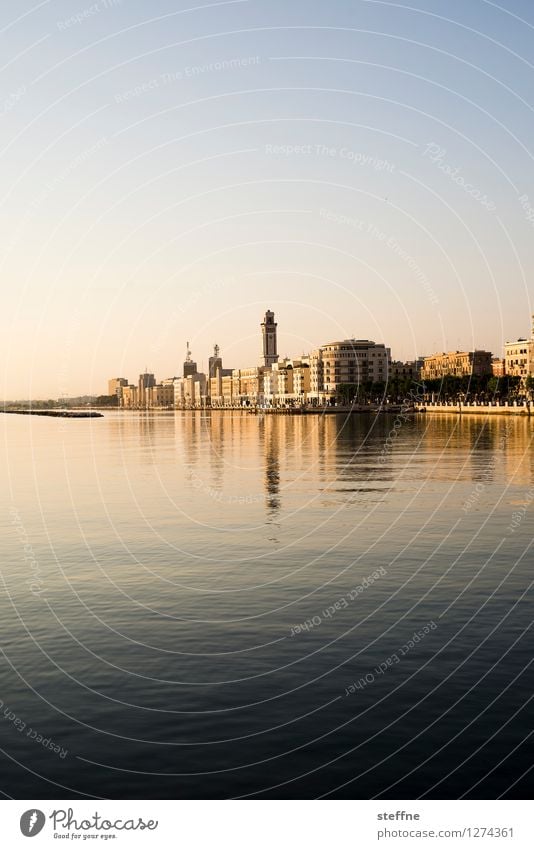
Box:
left=0, top=409, right=103, bottom=418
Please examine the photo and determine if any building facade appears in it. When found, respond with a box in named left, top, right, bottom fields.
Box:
left=309, top=340, right=391, bottom=402
left=108, top=377, right=128, bottom=398
left=491, top=357, right=505, bottom=377
left=389, top=360, right=422, bottom=381
left=504, top=339, right=534, bottom=381
left=138, top=372, right=156, bottom=406
left=232, top=367, right=265, bottom=406
left=420, top=351, right=492, bottom=381
left=262, top=358, right=311, bottom=406
left=121, top=384, right=138, bottom=408
left=146, top=380, right=175, bottom=408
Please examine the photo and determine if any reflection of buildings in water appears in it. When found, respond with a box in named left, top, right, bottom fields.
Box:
left=258, top=413, right=383, bottom=499
left=204, top=410, right=225, bottom=496
left=115, top=410, right=534, bottom=523
left=176, top=410, right=204, bottom=470
left=115, top=410, right=160, bottom=466
left=321, top=413, right=386, bottom=483
left=260, top=417, right=281, bottom=518
left=305, top=412, right=534, bottom=494
left=496, top=417, right=534, bottom=487
left=182, top=411, right=283, bottom=518
left=259, top=415, right=339, bottom=514
left=300, top=412, right=331, bottom=484
left=401, top=414, right=484, bottom=483
left=403, top=415, right=533, bottom=486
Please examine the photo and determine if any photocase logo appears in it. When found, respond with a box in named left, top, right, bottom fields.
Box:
left=20, top=810, right=46, bottom=837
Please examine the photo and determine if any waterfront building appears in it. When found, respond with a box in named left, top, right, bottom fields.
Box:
left=175, top=373, right=208, bottom=408
left=292, top=358, right=311, bottom=400
left=504, top=339, right=534, bottom=381
left=208, top=369, right=234, bottom=407
left=232, top=366, right=265, bottom=406
left=420, top=351, right=492, bottom=381
left=220, top=374, right=234, bottom=406
left=174, top=373, right=207, bottom=408
left=120, top=378, right=180, bottom=409
left=138, top=372, right=156, bottom=406
left=206, top=345, right=234, bottom=407
left=147, top=379, right=176, bottom=408
left=183, top=342, right=197, bottom=378
left=491, top=357, right=505, bottom=377
left=273, top=360, right=293, bottom=397
left=263, top=358, right=311, bottom=406
left=173, top=376, right=184, bottom=408
left=209, top=369, right=221, bottom=405
left=309, top=340, right=391, bottom=403
left=502, top=314, right=534, bottom=385
left=186, top=374, right=207, bottom=407
left=389, top=360, right=422, bottom=381
left=171, top=342, right=209, bottom=408
left=208, top=344, right=222, bottom=379
left=121, top=384, right=138, bottom=408
left=108, top=377, right=128, bottom=398
left=261, top=310, right=278, bottom=367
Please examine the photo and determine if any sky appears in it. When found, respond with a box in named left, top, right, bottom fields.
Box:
left=1, top=0, right=534, bottom=398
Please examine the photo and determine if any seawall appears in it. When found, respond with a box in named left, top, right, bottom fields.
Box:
left=416, top=403, right=531, bottom=417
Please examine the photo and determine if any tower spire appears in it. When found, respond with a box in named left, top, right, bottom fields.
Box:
left=183, top=342, right=197, bottom=377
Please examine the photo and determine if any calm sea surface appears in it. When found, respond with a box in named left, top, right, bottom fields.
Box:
left=0, top=410, right=533, bottom=799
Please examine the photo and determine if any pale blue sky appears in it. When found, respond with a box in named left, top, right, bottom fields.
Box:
left=1, top=0, right=534, bottom=397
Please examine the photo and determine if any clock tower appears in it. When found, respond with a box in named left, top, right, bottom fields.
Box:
left=261, top=310, right=278, bottom=367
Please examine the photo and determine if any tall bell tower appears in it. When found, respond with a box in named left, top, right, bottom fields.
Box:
left=261, top=310, right=278, bottom=367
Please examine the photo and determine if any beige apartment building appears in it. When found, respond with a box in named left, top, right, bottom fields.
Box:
left=146, top=380, right=175, bottom=408
left=206, top=373, right=235, bottom=407
left=262, top=358, right=311, bottom=406
left=174, top=373, right=207, bottom=408
left=220, top=374, right=234, bottom=406
left=309, top=339, right=391, bottom=402
left=389, top=360, right=422, bottom=381
left=420, top=350, right=492, bottom=381
left=120, top=378, right=177, bottom=409
left=231, top=366, right=265, bottom=405
left=108, top=377, right=128, bottom=398
left=121, top=385, right=138, bottom=408
left=491, top=358, right=505, bottom=377
left=137, top=372, right=156, bottom=407
left=292, top=359, right=311, bottom=399
left=504, top=339, right=534, bottom=381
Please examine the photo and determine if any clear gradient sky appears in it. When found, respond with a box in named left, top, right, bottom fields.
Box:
left=1, top=0, right=534, bottom=398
